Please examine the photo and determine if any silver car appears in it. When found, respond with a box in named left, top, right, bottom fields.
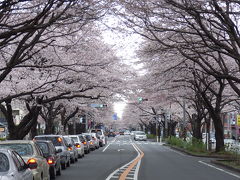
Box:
left=134, top=131, right=147, bottom=141
left=0, top=148, right=33, bottom=180
left=63, top=136, right=78, bottom=163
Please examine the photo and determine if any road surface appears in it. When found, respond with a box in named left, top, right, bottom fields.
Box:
left=57, top=135, right=240, bottom=180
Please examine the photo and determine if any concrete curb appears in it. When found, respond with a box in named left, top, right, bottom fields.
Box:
left=211, top=160, right=240, bottom=173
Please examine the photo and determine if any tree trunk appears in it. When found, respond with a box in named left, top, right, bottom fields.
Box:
left=44, top=118, right=54, bottom=134
left=192, top=114, right=202, bottom=140
left=212, top=114, right=224, bottom=152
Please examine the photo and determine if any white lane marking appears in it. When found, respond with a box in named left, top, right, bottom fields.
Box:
left=102, top=143, right=111, bottom=152
left=105, top=143, right=141, bottom=180
left=199, top=161, right=240, bottom=179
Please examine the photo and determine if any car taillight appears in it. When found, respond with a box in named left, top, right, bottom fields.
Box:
left=83, top=142, right=87, bottom=145
left=47, top=158, right=54, bottom=165
left=75, top=144, right=81, bottom=148
left=68, top=147, right=73, bottom=151
left=27, top=158, right=38, bottom=169
left=90, top=142, right=93, bottom=145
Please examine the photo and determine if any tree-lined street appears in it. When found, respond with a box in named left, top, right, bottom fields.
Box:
left=1, top=1, right=240, bottom=180
left=55, top=135, right=240, bottom=180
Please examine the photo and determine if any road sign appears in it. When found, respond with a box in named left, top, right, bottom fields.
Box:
left=237, top=115, right=240, bottom=126
left=90, top=104, right=107, bottom=108
left=112, top=113, right=118, bottom=120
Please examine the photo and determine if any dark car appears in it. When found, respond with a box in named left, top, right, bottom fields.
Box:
left=34, top=135, right=71, bottom=170
left=35, top=140, right=62, bottom=179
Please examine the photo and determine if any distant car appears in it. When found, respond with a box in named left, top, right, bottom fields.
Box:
left=34, top=135, right=71, bottom=170
left=108, top=132, right=116, bottom=137
left=90, top=133, right=100, bottom=149
left=0, top=140, right=49, bottom=180
left=0, top=148, right=33, bottom=180
left=35, top=140, right=61, bottom=179
left=68, top=135, right=85, bottom=158
left=90, top=129, right=106, bottom=147
left=124, top=131, right=131, bottom=135
left=63, top=136, right=78, bottom=163
left=81, top=134, right=91, bottom=153
left=82, top=133, right=96, bottom=151
left=134, top=131, right=147, bottom=141
left=119, top=131, right=124, bottom=135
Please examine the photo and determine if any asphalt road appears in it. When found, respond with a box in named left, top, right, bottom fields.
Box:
left=57, top=135, right=240, bottom=180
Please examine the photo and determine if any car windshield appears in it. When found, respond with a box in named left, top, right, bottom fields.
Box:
left=136, top=132, right=145, bottom=135
left=0, top=144, right=33, bottom=156
left=35, top=136, right=63, bottom=146
left=0, top=153, right=9, bottom=172
left=36, top=142, right=49, bottom=154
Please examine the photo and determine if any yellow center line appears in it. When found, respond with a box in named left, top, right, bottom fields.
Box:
left=119, top=144, right=144, bottom=180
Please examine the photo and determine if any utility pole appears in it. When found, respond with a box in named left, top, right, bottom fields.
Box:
left=73, top=117, right=76, bottom=135
left=183, top=99, right=186, bottom=140
left=85, top=114, right=88, bottom=133
left=156, top=118, right=159, bottom=142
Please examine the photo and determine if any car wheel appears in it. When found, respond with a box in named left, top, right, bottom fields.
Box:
left=67, top=159, right=70, bottom=167
left=70, top=157, right=75, bottom=163
left=61, top=162, right=66, bottom=170
left=56, top=165, right=61, bottom=176
left=50, top=167, right=56, bottom=179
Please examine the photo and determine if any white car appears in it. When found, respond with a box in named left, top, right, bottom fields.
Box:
left=0, top=148, right=33, bottom=180
left=90, top=129, right=106, bottom=146
left=0, top=140, right=49, bottom=180
left=68, top=135, right=85, bottom=158
left=134, top=131, right=147, bottom=141
left=124, top=130, right=131, bottom=135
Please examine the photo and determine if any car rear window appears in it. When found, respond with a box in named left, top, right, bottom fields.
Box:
left=0, top=144, right=33, bottom=156
left=36, top=142, right=49, bottom=154
left=136, top=132, right=145, bottom=135
left=35, top=136, right=63, bottom=146
left=97, top=131, right=102, bottom=136
left=70, top=137, right=78, bottom=143
left=84, top=135, right=91, bottom=141
left=0, top=153, right=9, bottom=172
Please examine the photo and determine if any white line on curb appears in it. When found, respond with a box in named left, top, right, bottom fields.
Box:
left=198, top=161, right=240, bottom=179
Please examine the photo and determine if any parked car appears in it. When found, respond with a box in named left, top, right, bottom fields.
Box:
left=35, top=140, right=61, bottom=179
left=134, top=131, right=147, bottom=141
left=82, top=133, right=96, bottom=151
left=0, top=140, right=49, bottom=180
left=34, top=135, right=71, bottom=170
left=0, top=148, right=33, bottom=180
left=68, top=135, right=85, bottom=158
left=78, top=134, right=90, bottom=154
left=90, top=133, right=100, bottom=149
left=90, top=129, right=106, bottom=147
left=63, top=136, right=78, bottom=163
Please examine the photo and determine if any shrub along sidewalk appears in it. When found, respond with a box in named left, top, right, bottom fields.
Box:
left=165, top=137, right=240, bottom=172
